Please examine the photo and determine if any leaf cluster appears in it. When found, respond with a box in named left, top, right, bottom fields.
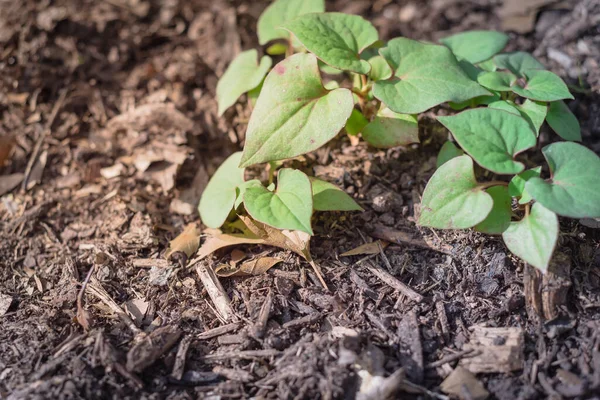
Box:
left=203, top=0, right=600, bottom=272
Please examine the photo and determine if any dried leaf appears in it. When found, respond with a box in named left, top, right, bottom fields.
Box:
left=215, top=257, right=283, bottom=277
left=340, top=240, right=388, bottom=256
left=196, top=230, right=265, bottom=260
left=165, top=224, right=201, bottom=259
left=0, top=173, right=24, bottom=196
left=0, top=135, right=16, bottom=166
left=239, top=215, right=311, bottom=261
left=441, top=367, right=489, bottom=400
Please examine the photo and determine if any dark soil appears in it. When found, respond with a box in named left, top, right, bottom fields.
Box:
left=1, top=0, right=600, bottom=399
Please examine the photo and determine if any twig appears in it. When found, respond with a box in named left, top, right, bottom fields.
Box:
left=22, top=88, right=67, bottom=190
left=195, top=263, right=237, bottom=322
left=171, top=335, right=193, bottom=380
left=426, top=349, right=477, bottom=369
left=309, top=259, right=329, bottom=291
left=76, top=265, right=95, bottom=331
left=364, top=261, right=423, bottom=303
left=86, top=277, right=142, bottom=336
left=282, top=312, right=323, bottom=329
left=197, top=322, right=241, bottom=340
left=249, top=291, right=272, bottom=339
left=202, top=349, right=280, bottom=362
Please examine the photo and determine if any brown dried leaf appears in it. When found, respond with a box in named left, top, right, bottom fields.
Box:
left=340, top=240, right=388, bottom=257
left=441, top=366, right=489, bottom=400
left=0, top=135, right=16, bottom=166
left=0, top=173, right=24, bottom=196
left=215, top=257, right=283, bottom=277
left=239, top=216, right=311, bottom=261
left=196, top=230, right=265, bottom=260
left=165, top=224, right=201, bottom=259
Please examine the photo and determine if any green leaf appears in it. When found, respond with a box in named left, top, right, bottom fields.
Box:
left=546, top=100, right=581, bottom=141
left=346, top=109, right=369, bottom=135
left=493, top=52, right=545, bottom=77
left=257, top=0, right=325, bottom=45
left=240, top=53, right=353, bottom=167
left=361, top=108, right=419, bottom=148
left=508, top=167, right=541, bottom=205
left=448, top=93, right=500, bottom=110
left=488, top=99, right=547, bottom=135
left=368, top=55, right=392, bottom=81
left=526, top=142, right=600, bottom=218
left=502, top=203, right=558, bottom=272
left=440, top=31, right=509, bottom=64
left=518, top=99, right=547, bottom=135
left=511, top=70, right=574, bottom=102
left=477, top=58, right=497, bottom=72
left=436, top=141, right=464, bottom=168
left=373, top=38, right=490, bottom=114
left=216, top=50, right=272, bottom=116
left=266, top=42, right=288, bottom=56
left=282, top=13, right=379, bottom=74
left=244, top=168, right=314, bottom=234
left=235, top=179, right=262, bottom=209
left=419, top=155, right=493, bottom=229
left=199, top=152, right=245, bottom=229
left=437, top=108, right=537, bottom=174
left=310, top=178, right=363, bottom=211
left=477, top=70, right=517, bottom=92
left=319, top=60, right=344, bottom=75
left=458, top=60, right=483, bottom=81
left=475, top=186, right=512, bottom=234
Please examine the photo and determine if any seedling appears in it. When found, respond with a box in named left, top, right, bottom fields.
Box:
left=201, top=0, right=600, bottom=273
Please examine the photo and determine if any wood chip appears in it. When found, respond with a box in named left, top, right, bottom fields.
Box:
left=197, top=322, right=241, bottom=340
left=0, top=293, right=13, bottom=316
left=441, top=366, right=489, bottom=400
left=369, top=224, right=452, bottom=254
left=460, top=326, right=524, bottom=374
left=397, top=311, right=424, bottom=382
left=126, top=325, right=182, bottom=372
left=171, top=335, right=193, bottom=380
left=340, top=240, right=389, bottom=256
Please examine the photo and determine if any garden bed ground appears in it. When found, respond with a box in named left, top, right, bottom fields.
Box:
left=1, top=0, right=600, bottom=399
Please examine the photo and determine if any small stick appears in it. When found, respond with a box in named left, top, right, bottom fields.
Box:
left=426, top=349, right=477, bottom=369
left=249, top=291, right=272, bottom=339
left=197, top=322, right=241, bottom=340
left=365, top=261, right=423, bottom=303
left=22, top=88, right=67, bottom=190
left=282, top=312, right=323, bottom=329
left=171, top=335, right=193, bottom=380
left=76, top=265, right=95, bottom=331
left=87, top=277, right=142, bottom=336
left=195, top=263, right=237, bottom=322
left=309, top=259, right=329, bottom=291
left=202, top=349, right=280, bottom=362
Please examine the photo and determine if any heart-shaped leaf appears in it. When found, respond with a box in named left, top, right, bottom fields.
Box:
left=244, top=168, right=313, bottom=234
left=257, top=0, right=325, bottom=45
left=526, top=142, right=600, bottom=218
left=502, top=203, right=558, bottom=272
left=436, top=141, right=464, bottom=168
left=477, top=58, right=497, bottom=72
left=488, top=99, right=547, bottom=135
left=437, top=108, right=537, bottom=174
left=440, top=30, right=509, bottom=64
left=419, top=155, right=493, bottom=229
left=361, top=108, right=419, bottom=148
left=477, top=70, right=517, bottom=92
left=511, top=70, right=573, bottom=102
left=199, top=152, right=245, bottom=229
left=493, top=52, right=545, bottom=77
left=310, top=178, right=362, bottom=211
left=282, top=13, right=379, bottom=74
left=373, top=38, right=491, bottom=114
left=546, top=100, right=581, bottom=141
left=475, top=186, right=512, bottom=234
left=508, top=167, right=541, bottom=204
left=240, top=53, right=353, bottom=167
left=345, top=109, right=369, bottom=135
left=217, top=50, right=272, bottom=116
left=368, top=55, right=392, bottom=81
left=234, top=179, right=262, bottom=209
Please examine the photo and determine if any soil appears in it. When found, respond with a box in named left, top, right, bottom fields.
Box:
left=1, top=0, right=600, bottom=399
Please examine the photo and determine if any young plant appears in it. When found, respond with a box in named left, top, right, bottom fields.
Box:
left=201, top=0, right=600, bottom=274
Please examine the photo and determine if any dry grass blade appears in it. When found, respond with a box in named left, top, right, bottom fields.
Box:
left=341, top=240, right=389, bottom=256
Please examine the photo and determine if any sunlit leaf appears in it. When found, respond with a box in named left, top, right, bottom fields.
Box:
left=440, top=31, right=508, bottom=64
left=257, top=0, right=325, bottom=45
left=361, top=108, right=419, bottom=148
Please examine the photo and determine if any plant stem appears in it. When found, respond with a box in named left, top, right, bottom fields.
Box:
left=525, top=203, right=530, bottom=217
left=361, top=74, right=368, bottom=89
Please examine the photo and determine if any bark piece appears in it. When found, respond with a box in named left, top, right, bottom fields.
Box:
left=441, top=366, right=489, bottom=400
left=460, top=326, right=524, bottom=374
left=525, top=252, right=572, bottom=320
left=397, top=310, right=424, bottom=382
left=126, top=325, right=182, bottom=372
left=195, top=262, right=236, bottom=322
